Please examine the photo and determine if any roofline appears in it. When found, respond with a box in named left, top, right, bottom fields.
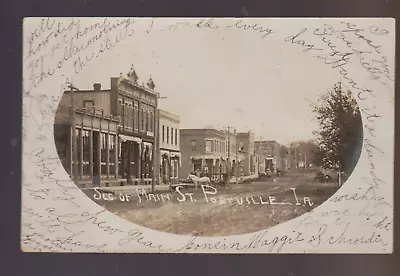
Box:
left=63, top=89, right=111, bottom=93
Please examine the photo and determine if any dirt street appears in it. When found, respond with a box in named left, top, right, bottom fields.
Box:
left=85, top=172, right=338, bottom=236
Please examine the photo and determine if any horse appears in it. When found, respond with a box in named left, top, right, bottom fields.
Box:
left=188, top=174, right=211, bottom=190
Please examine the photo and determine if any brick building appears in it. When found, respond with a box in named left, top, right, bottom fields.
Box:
left=54, top=92, right=120, bottom=187
left=236, top=131, right=258, bottom=176
left=55, top=66, right=159, bottom=186
left=179, top=128, right=244, bottom=182
left=158, top=109, right=181, bottom=185
left=254, top=140, right=287, bottom=172
left=110, top=67, right=158, bottom=185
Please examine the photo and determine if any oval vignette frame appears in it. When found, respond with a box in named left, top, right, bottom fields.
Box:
left=22, top=17, right=395, bottom=254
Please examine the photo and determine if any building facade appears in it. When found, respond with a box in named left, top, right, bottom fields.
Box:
left=179, top=128, right=244, bottom=182
left=254, top=140, right=287, bottom=172
left=236, top=131, right=258, bottom=176
left=158, top=109, right=180, bottom=185
left=56, top=66, right=159, bottom=186
left=54, top=92, right=120, bottom=187
left=110, top=68, right=158, bottom=185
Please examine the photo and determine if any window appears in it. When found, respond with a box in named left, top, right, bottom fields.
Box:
left=239, top=141, right=244, bottom=152
left=166, top=127, right=170, bottom=144
left=149, top=111, right=154, bottom=133
left=171, top=128, right=174, bottom=145
left=162, top=125, right=165, bottom=143
left=140, top=108, right=144, bottom=131
left=134, top=102, right=139, bottom=130
left=101, top=133, right=108, bottom=174
left=175, top=129, right=178, bottom=145
left=125, top=102, right=133, bottom=129
left=82, top=130, right=91, bottom=176
left=191, top=140, right=196, bottom=151
left=205, top=140, right=212, bottom=152
left=74, top=128, right=82, bottom=177
left=109, top=134, right=116, bottom=175
left=84, top=100, right=94, bottom=109
left=146, top=111, right=150, bottom=132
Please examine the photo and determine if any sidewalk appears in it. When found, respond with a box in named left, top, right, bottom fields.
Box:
left=229, top=174, right=259, bottom=183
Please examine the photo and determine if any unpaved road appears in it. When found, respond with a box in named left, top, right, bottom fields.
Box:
left=85, top=172, right=338, bottom=236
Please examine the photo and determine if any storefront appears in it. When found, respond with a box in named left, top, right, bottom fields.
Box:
left=54, top=108, right=120, bottom=187
left=160, top=150, right=180, bottom=185
left=118, top=135, right=154, bottom=185
left=189, top=156, right=229, bottom=182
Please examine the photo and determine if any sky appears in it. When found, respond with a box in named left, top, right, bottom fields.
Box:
left=73, top=19, right=340, bottom=145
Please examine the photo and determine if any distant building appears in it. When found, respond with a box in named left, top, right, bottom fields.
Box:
left=54, top=92, right=119, bottom=187
left=236, top=131, right=258, bottom=176
left=254, top=140, right=283, bottom=172
left=158, top=109, right=180, bottom=185
left=179, top=128, right=244, bottom=181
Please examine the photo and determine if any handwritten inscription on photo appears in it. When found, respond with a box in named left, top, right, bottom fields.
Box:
left=22, top=18, right=394, bottom=253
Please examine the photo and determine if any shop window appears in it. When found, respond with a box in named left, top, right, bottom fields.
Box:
left=101, top=133, right=108, bottom=174
left=82, top=130, right=91, bottom=176
left=109, top=135, right=116, bottom=175
left=75, top=128, right=82, bottom=176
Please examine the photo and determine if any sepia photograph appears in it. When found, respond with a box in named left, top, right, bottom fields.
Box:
left=22, top=17, right=394, bottom=253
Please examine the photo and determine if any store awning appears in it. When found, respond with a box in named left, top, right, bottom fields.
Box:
left=161, top=150, right=170, bottom=156
left=119, top=135, right=142, bottom=143
left=170, top=152, right=181, bottom=158
left=190, top=155, right=218, bottom=160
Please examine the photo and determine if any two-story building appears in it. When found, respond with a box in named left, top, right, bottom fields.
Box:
left=179, top=128, right=244, bottom=182
left=110, top=67, right=158, bottom=186
left=56, top=66, right=159, bottom=186
left=236, top=131, right=257, bottom=176
left=54, top=91, right=120, bottom=188
left=254, top=140, right=285, bottom=173
left=158, top=109, right=180, bottom=185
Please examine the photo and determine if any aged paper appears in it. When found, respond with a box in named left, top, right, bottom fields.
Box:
left=22, top=18, right=394, bottom=253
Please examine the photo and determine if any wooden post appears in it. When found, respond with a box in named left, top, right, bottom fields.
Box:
left=152, top=106, right=159, bottom=193
left=69, top=85, right=78, bottom=181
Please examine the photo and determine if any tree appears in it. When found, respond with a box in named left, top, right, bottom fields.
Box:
left=312, top=82, right=363, bottom=186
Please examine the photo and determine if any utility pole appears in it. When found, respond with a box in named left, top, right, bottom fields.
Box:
left=152, top=92, right=167, bottom=193
left=68, top=84, right=79, bottom=182
left=223, top=126, right=234, bottom=184
left=304, top=152, right=307, bottom=169
left=234, top=129, right=238, bottom=185
left=227, top=127, right=231, bottom=183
